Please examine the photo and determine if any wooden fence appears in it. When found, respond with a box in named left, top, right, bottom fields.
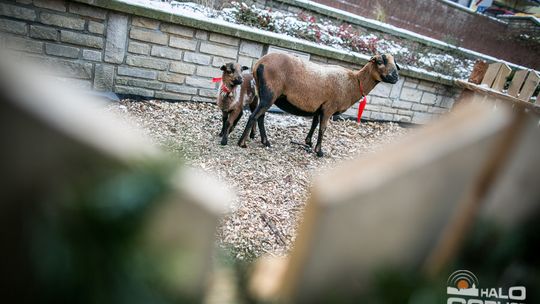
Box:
left=1, top=51, right=538, bottom=303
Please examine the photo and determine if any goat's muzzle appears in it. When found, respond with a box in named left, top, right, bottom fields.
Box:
left=382, top=70, right=399, bottom=84
left=232, top=77, right=243, bottom=85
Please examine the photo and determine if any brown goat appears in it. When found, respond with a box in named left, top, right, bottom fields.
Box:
left=237, top=53, right=400, bottom=156
left=217, top=62, right=258, bottom=145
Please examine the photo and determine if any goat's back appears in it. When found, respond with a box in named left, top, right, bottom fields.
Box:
left=253, top=53, right=357, bottom=111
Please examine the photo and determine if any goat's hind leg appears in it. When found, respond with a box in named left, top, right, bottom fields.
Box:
left=249, top=96, right=258, bottom=139
left=238, top=106, right=270, bottom=148
left=314, top=111, right=331, bottom=157
left=257, top=113, right=270, bottom=147
left=238, top=103, right=271, bottom=148
left=239, top=64, right=273, bottom=148
left=305, top=112, right=320, bottom=147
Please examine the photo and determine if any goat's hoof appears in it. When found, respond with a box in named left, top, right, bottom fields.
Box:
left=262, top=141, right=271, bottom=148
left=238, top=141, right=247, bottom=148
left=220, top=139, right=228, bottom=146
left=249, top=133, right=256, bottom=139
left=316, top=151, right=324, bottom=157
left=305, top=141, right=313, bottom=147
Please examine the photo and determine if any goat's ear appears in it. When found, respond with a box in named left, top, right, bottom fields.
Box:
left=395, top=62, right=401, bottom=70
left=241, top=66, right=249, bottom=71
left=220, top=65, right=227, bottom=71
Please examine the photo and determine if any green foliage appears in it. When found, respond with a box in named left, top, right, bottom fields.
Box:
left=27, top=161, right=199, bottom=303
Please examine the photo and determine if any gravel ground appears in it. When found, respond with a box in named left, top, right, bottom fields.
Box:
left=105, top=99, right=409, bottom=260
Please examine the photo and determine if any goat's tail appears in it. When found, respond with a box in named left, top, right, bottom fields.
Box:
left=252, top=62, right=260, bottom=99
left=254, top=63, right=273, bottom=103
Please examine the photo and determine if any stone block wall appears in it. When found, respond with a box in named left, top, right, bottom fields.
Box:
left=0, top=0, right=461, bottom=124
left=0, top=0, right=107, bottom=88
left=110, top=15, right=265, bottom=102
left=357, top=76, right=458, bottom=124
left=309, top=55, right=459, bottom=123
left=0, top=0, right=265, bottom=103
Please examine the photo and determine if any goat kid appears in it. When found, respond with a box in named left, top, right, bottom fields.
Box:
left=237, top=53, right=400, bottom=156
left=216, top=62, right=258, bottom=145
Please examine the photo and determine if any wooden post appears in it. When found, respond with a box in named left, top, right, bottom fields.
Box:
left=518, top=71, right=540, bottom=102
left=507, top=69, right=529, bottom=98
left=481, top=62, right=502, bottom=88
left=491, top=63, right=511, bottom=92
left=468, top=59, right=489, bottom=84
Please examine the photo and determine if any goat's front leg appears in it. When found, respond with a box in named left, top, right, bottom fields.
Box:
left=220, top=111, right=233, bottom=145
left=314, top=112, right=330, bottom=157
left=221, top=121, right=230, bottom=145
left=229, top=109, right=243, bottom=134
left=219, top=111, right=228, bottom=137
left=305, top=113, right=320, bottom=147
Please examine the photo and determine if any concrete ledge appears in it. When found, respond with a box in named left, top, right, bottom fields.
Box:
left=74, top=0, right=455, bottom=86
left=499, top=15, right=540, bottom=26
left=275, top=0, right=534, bottom=73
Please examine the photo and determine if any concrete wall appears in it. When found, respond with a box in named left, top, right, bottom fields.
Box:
left=311, top=0, right=539, bottom=70
left=0, top=0, right=461, bottom=124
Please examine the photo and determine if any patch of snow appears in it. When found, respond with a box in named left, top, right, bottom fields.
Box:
left=290, top=0, right=534, bottom=72
left=119, top=0, right=527, bottom=80
left=265, top=112, right=309, bottom=128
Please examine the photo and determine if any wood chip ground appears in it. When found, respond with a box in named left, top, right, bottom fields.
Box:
left=105, top=99, right=409, bottom=260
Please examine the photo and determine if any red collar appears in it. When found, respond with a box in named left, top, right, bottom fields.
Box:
left=220, top=83, right=231, bottom=94
left=212, top=77, right=232, bottom=94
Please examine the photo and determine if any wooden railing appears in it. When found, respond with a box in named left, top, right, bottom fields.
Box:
left=455, top=60, right=540, bottom=114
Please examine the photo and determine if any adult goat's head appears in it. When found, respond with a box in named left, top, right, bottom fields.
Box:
left=369, top=54, right=400, bottom=84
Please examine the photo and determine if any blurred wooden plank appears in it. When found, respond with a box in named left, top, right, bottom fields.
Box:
left=423, top=110, right=527, bottom=276
left=491, top=63, right=511, bottom=92
left=273, top=103, right=514, bottom=302
left=249, top=256, right=290, bottom=301
left=518, top=71, right=540, bottom=102
left=507, top=69, right=529, bottom=97
left=481, top=113, right=540, bottom=228
left=0, top=52, right=232, bottom=301
left=481, top=62, right=502, bottom=87
left=144, top=168, right=233, bottom=297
